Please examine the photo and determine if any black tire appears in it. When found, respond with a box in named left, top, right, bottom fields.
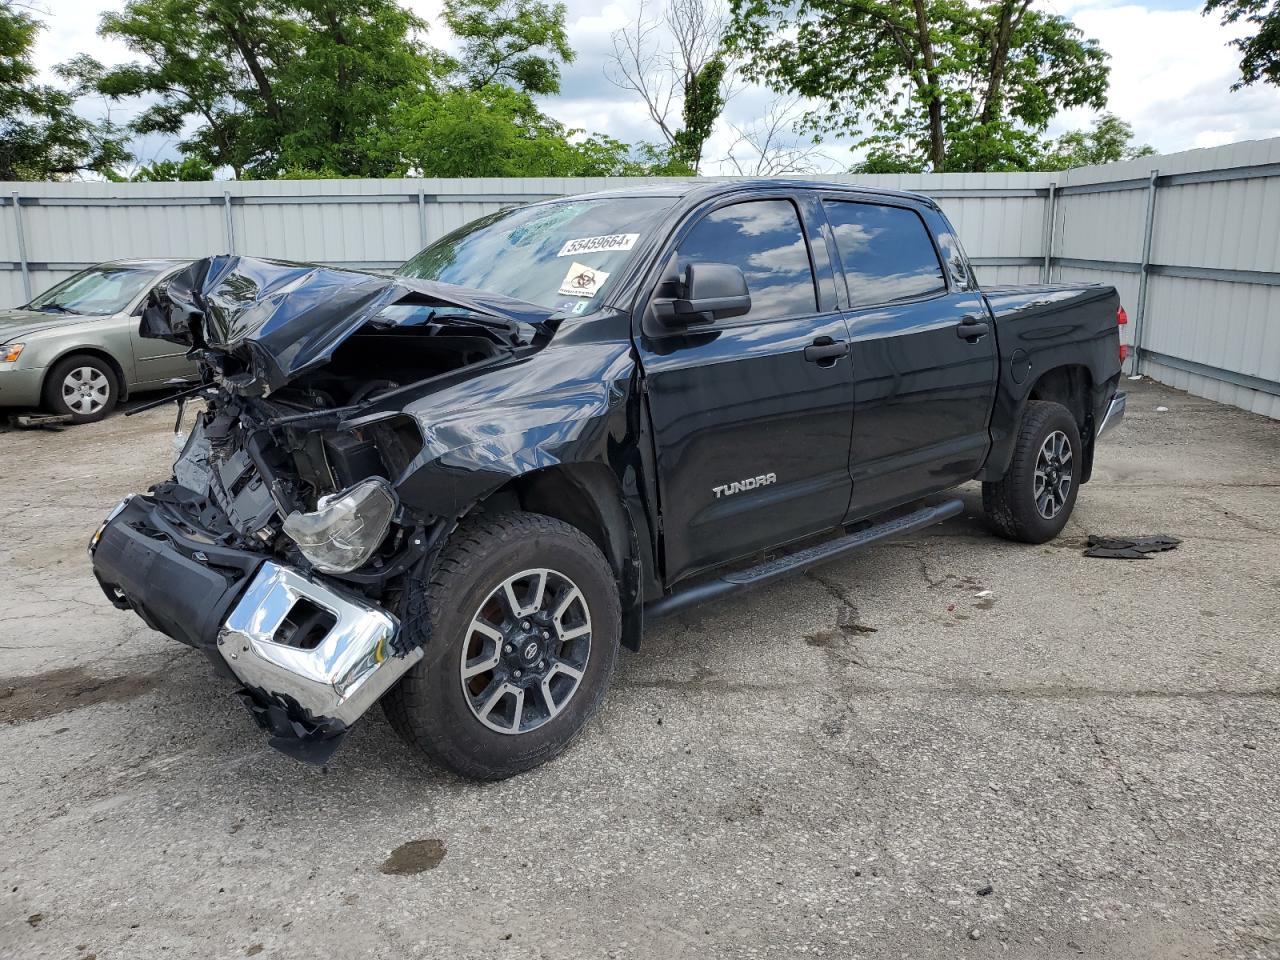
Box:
left=983, top=400, right=1082, bottom=544
left=42, top=354, right=120, bottom=423
left=383, top=511, right=621, bottom=780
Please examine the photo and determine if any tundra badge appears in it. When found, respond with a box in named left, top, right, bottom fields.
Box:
left=712, top=473, right=777, bottom=499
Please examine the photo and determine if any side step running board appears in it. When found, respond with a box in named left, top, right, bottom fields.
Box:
left=645, top=499, right=963, bottom=620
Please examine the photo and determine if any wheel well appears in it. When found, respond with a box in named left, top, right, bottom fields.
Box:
left=476, top=463, right=643, bottom=650
left=44, top=348, right=129, bottom=402
left=1028, top=365, right=1091, bottom=432
left=1027, top=364, right=1095, bottom=481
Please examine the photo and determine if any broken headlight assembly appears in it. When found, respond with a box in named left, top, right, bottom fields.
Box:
left=282, top=477, right=397, bottom=574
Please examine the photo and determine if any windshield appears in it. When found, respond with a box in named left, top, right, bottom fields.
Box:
left=397, top=197, right=677, bottom=313
left=25, top=265, right=166, bottom=316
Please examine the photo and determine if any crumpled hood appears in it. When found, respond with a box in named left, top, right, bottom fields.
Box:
left=142, top=255, right=554, bottom=394
left=0, top=308, right=98, bottom=341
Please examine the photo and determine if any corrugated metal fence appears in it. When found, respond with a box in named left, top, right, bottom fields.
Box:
left=3, top=138, right=1278, bottom=418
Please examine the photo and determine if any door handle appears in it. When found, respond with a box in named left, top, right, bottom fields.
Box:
left=804, top=337, right=849, bottom=364
left=955, top=320, right=990, bottom=341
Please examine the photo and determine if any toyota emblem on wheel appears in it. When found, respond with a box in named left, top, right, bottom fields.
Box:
left=523, top=641, right=538, bottom=660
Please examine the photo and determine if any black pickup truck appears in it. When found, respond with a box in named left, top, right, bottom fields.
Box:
left=90, top=180, right=1127, bottom=778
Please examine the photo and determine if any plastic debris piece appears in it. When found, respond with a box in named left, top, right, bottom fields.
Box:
left=1083, top=534, right=1181, bottom=560
left=1156, top=406, right=1169, bottom=412
left=1128, top=374, right=1143, bottom=380
left=974, top=590, right=992, bottom=598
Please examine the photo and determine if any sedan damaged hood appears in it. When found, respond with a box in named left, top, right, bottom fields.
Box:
left=141, top=255, right=553, bottom=394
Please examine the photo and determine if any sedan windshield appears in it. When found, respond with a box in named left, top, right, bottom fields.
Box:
left=25, top=265, right=164, bottom=316
left=398, top=197, right=677, bottom=312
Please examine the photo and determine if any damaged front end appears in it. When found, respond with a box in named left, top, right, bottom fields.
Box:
left=90, top=256, right=553, bottom=762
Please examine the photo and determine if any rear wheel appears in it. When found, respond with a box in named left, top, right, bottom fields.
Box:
left=983, top=400, right=1082, bottom=543
left=383, top=511, right=620, bottom=780
left=42, top=354, right=119, bottom=423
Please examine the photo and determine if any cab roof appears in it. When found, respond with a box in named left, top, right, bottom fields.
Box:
left=553, top=178, right=935, bottom=207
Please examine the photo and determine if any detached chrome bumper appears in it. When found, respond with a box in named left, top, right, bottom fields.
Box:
left=1097, top=390, right=1127, bottom=440
left=217, top=561, right=422, bottom=731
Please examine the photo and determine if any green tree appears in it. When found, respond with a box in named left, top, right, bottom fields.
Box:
left=729, top=0, right=1111, bottom=173
left=387, top=85, right=687, bottom=177
left=93, top=0, right=295, bottom=177
left=0, top=2, right=127, bottom=179
left=1204, top=0, right=1280, bottom=88
left=445, top=0, right=574, bottom=95
left=606, top=0, right=734, bottom=173
left=91, top=0, right=587, bottom=177
left=1038, top=113, right=1154, bottom=171
left=271, top=0, right=440, bottom=176
left=128, top=157, right=218, bottom=180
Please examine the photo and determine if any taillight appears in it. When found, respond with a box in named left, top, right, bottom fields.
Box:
left=1117, top=305, right=1129, bottom=365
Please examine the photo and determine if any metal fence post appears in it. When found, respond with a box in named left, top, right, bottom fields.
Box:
left=417, top=182, right=427, bottom=249
left=10, top=190, right=30, bottom=302
left=1041, top=181, right=1057, bottom=283
left=1131, top=169, right=1159, bottom=374
left=223, top=190, right=235, bottom=254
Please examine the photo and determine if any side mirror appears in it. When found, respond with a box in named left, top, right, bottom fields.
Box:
left=652, top=261, right=751, bottom=327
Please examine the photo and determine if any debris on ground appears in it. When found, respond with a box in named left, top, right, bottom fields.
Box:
left=1156, top=406, right=1169, bottom=412
left=10, top=413, right=72, bottom=430
left=1083, top=534, right=1181, bottom=560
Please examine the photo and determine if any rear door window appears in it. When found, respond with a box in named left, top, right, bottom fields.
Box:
left=675, top=199, right=817, bottom=322
left=823, top=201, right=947, bottom=308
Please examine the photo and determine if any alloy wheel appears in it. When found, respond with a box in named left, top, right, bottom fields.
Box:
left=459, top=567, right=592, bottom=735
left=1034, top=429, right=1073, bottom=519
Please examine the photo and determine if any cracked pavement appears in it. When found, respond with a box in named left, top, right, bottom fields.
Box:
left=2, top=379, right=1279, bottom=959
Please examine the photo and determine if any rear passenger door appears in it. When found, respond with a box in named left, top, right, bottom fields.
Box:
left=822, top=197, right=997, bottom=519
left=637, top=194, right=855, bottom=585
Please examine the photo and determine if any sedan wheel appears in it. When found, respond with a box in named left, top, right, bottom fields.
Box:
left=43, top=355, right=120, bottom=424
left=62, top=366, right=112, bottom=416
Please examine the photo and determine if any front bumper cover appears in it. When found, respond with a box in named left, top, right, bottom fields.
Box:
left=91, top=495, right=420, bottom=763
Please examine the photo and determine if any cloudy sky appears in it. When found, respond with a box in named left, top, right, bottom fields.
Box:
left=26, top=0, right=1280, bottom=174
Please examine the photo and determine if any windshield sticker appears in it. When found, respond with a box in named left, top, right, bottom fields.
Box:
left=556, top=234, right=640, bottom=258
left=558, top=262, right=609, bottom=298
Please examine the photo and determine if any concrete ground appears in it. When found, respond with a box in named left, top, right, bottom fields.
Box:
left=1, top=378, right=1278, bottom=960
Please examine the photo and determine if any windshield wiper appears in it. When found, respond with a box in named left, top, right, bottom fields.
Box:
left=33, top=304, right=71, bottom=314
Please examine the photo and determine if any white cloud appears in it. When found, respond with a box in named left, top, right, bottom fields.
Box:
left=27, top=0, right=1280, bottom=173
left=1045, top=0, right=1280, bottom=150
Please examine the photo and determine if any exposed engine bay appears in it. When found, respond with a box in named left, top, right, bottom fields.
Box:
left=90, top=255, right=557, bottom=762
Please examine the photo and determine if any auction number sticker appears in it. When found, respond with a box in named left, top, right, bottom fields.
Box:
left=558, top=262, right=610, bottom=298
left=556, top=233, right=639, bottom=257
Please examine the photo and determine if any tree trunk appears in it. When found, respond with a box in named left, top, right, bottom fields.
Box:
left=980, top=0, right=1029, bottom=126
left=910, top=0, right=945, bottom=170
left=223, top=16, right=282, bottom=124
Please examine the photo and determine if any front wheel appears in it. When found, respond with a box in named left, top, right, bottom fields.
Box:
left=383, top=511, right=621, bottom=780
left=983, top=400, right=1082, bottom=543
left=43, top=354, right=119, bottom=423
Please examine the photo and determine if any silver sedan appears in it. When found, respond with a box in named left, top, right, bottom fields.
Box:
left=0, top=259, right=194, bottom=423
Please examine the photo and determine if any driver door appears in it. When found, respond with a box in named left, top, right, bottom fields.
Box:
left=636, top=194, right=856, bottom=586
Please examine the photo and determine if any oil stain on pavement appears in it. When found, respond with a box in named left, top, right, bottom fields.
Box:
left=379, top=839, right=447, bottom=875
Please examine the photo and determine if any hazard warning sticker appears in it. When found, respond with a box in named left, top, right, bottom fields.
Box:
left=557, top=261, right=609, bottom=298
